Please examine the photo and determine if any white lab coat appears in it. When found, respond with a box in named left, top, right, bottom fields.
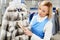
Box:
left=29, top=15, right=53, bottom=40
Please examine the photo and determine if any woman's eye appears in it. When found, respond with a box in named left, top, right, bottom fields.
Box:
left=42, top=10, right=45, bottom=12
left=39, top=8, right=41, bottom=10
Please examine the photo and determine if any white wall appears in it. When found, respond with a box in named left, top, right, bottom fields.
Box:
left=50, top=0, right=60, bottom=8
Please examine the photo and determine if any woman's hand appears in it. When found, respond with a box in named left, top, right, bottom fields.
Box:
left=24, top=28, right=32, bottom=36
left=18, top=21, right=32, bottom=36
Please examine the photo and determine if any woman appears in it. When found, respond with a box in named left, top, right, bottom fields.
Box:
left=18, top=1, right=53, bottom=40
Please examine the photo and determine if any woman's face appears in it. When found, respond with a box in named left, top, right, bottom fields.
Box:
left=38, top=5, right=48, bottom=17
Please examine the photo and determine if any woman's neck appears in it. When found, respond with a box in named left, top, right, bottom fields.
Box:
left=38, top=14, right=46, bottom=19
left=38, top=14, right=47, bottom=21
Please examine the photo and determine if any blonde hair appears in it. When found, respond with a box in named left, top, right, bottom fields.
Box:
left=38, top=1, right=52, bottom=19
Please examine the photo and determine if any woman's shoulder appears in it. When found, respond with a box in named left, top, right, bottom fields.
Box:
left=43, top=19, right=53, bottom=33
left=33, top=14, right=38, bottom=18
left=47, top=19, right=53, bottom=25
left=31, top=14, right=38, bottom=21
left=30, top=14, right=38, bottom=25
left=45, top=20, right=53, bottom=28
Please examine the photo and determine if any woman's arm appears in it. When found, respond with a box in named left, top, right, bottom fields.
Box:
left=44, top=21, right=53, bottom=40
left=23, top=28, right=42, bottom=40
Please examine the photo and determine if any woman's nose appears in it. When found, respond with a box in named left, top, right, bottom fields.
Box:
left=39, top=10, right=42, bottom=13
